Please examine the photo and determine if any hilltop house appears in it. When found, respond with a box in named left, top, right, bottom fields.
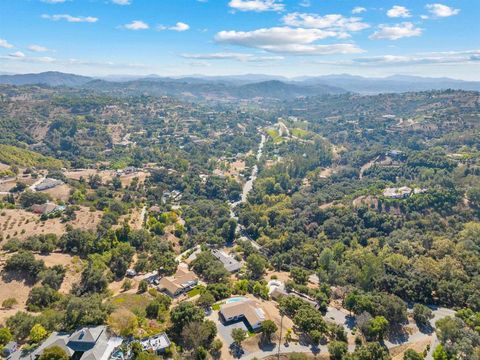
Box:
left=383, top=186, right=427, bottom=199
left=219, top=298, right=266, bottom=331
left=383, top=186, right=412, bottom=199
left=158, top=264, right=198, bottom=297
left=9, top=326, right=122, bottom=360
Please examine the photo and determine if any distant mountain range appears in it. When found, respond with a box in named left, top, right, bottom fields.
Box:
left=0, top=71, right=479, bottom=99
left=294, top=74, right=480, bottom=94
left=0, top=71, right=92, bottom=87
left=82, top=78, right=345, bottom=100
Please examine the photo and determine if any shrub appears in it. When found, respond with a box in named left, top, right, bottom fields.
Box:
left=2, top=298, right=18, bottom=309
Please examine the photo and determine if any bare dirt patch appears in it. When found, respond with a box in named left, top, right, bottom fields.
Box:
left=0, top=207, right=102, bottom=243
left=35, top=253, right=83, bottom=294
left=119, top=171, right=149, bottom=187
left=0, top=163, right=10, bottom=171
left=69, top=207, right=103, bottom=231
left=265, top=270, right=291, bottom=284
left=108, top=124, right=124, bottom=144
left=0, top=268, right=31, bottom=324
left=0, top=209, right=64, bottom=242
left=390, top=337, right=431, bottom=360
left=64, top=169, right=116, bottom=184
left=39, top=184, right=71, bottom=202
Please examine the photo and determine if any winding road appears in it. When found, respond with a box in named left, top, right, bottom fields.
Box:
left=229, top=133, right=266, bottom=251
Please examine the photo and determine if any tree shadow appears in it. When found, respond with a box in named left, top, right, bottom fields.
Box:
left=345, top=314, right=356, bottom=330
left=417, top=322, right=434, bottom=335
left=258, top=340, right=276, bottom=352
left=386, top=325, right=410, bottom=345
left=1, top=270, right=36, bottom=286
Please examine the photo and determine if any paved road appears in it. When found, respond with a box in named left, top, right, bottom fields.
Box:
left=175, top=244, right=200, bottom=262
left=229, top=132, right=266, bottom=251
left=425, top=307, right=455, bottom=360
left=28, top=176, right=46, bottom=191
left=243, top=342, right=323, bottom=360
left=325, top=304, right=455, bottom=357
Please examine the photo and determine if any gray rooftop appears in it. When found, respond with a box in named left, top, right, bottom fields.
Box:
left=8, top=326, right=119, bottom=360
left=212, top=249, right=242, bottom=272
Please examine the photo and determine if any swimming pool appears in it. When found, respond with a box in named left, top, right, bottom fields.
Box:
left=226, top=296, right=247, bottom=303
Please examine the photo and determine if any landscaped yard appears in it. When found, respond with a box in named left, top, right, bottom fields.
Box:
left=187, top=286, right=203, bottom=298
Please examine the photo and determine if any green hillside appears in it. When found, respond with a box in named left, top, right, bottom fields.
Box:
left=0, top=144, right=65, bottom=169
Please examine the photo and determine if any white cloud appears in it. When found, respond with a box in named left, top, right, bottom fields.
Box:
left=351, top=50, right=480, bottom=66
left=228, top=0, right=284, bottom=12
left=42, top=14, right=98, bottom=23
left=158, top=22, right=190, bottom=32
left=123, top=20, right=149, bottom=30
left=299, top=0, right=310, bottom=7
left=9, top=51, right=25, bottom=58
left=28, top=44, right=49, bottom=52
left=0, top=54, right=56, bottom=63
left=370, top=22, right=422, bottom=40
left=0, top=54, right=145, bottom=69
left=352, top=7, right=366, bottom=14
left=0, top=39, right=14, bottom=49
left=181, top=52, right=284, bottom=62
left=112, top=0, right=131, bottom=4
left=282, top=12, right=369, bottom=33
left=215, top=27, right=364, bottom=55
left=425, top=3, right=460, bottom=18
left=41, top=0, right=67, bottom=3
left=170, top=22, right=190, bottom=32
left=387, top=5, right=411, bottom=18
left=187, top=60, right=212, bottom=67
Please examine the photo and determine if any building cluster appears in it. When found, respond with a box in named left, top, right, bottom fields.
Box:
left=383, top=186, right=427, bottom=199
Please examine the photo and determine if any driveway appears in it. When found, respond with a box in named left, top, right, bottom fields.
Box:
left=207, top=310, right=319, bottom=359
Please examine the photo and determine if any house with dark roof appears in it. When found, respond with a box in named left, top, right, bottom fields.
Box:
left=9, top=326, right=123, bottom=360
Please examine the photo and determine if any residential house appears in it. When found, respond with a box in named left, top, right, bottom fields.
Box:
left=158, top=264, right=198, bottom=297
left=34, top=178, right=63, bottom=191
left=219, top=298, right=266, bottom=331
left=383, top=186, right=412, bottom=199
left=148, top=205, right=161, bottom=213
left=267, top=280, right=287, bottom=300
left=211, top=249, right=241, bottom=273
left=139, top=333, right=171, bottom=355
left=9, top=326, right=122, bottom=360
left=31, top=202, right=64, bottom=216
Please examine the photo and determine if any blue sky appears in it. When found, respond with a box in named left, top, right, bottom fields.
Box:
left=0, top=0, right=478, bottom=79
